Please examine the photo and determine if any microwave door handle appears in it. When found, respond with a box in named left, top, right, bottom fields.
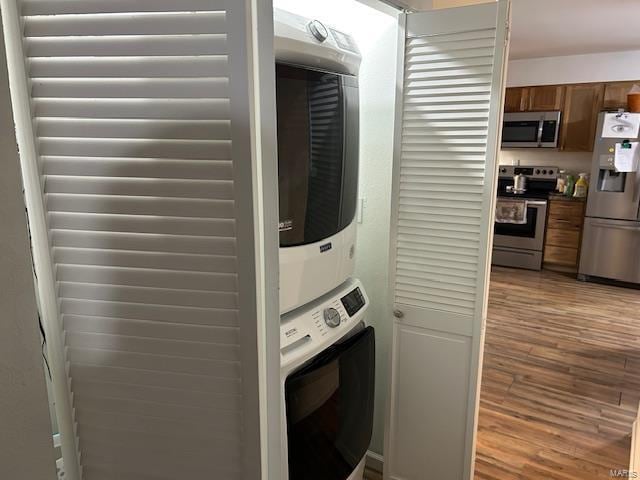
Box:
left=536, top=116, right=544, bottom=147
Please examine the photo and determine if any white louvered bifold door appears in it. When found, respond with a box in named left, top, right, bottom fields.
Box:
left=1, top=1, right=278, bottom=479
left=385, top=3, right=509, bottom=480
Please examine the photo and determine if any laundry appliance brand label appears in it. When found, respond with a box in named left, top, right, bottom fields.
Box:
left=320, top=242, right=332, bottom=253
left=279, top=219, right=293, bottom=232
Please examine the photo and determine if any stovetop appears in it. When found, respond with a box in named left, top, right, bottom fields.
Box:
left=498, top=165, right=559, bottom=179
left=496, top=165, right=559, bottom=201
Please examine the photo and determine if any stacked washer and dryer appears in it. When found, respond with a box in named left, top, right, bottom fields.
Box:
left=274, top=9, right=375, bottom=480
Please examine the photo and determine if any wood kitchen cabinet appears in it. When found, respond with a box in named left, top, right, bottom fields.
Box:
left=603, top=81, right=637, bottom=111
left=504, top=81, right=640, bottom=152
left=527, top=85, right=565, bottom=111
left=543, top=196, right=586, bottom=273
left=504, top=87, right=528, bottom=112
left=560, top=83, right=605, bottom=152
left=504, top=85, right=566, bottom=112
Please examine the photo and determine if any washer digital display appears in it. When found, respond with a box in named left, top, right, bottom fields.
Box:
left=340, top=287, right=365, bottom=317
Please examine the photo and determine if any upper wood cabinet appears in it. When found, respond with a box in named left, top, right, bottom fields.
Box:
left=503, top=85, right=565, bottom=112
left=603, top=82, right=637, bottom=111
left=504, top=87, right=528, bottom=112
left=527, top=85, right=565, bottom=111
left=560, top=83, right=605, bottom=152
left=503, top=81, right=640, bottom=152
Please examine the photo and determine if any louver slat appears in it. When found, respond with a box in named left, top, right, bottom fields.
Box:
left=393, top=28, right=498, bottom=317
left=22, top=0, right=223, bottom=15
left=26, top=35, right=227, bottom=57
left=32, top=79, right=229, bottom=98
left=11, top=1, right=259, bottom=478
left=23, top=12, right=227, bottom=37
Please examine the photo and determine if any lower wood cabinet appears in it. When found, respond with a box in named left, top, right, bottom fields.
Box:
left=543, top=196, right=586, bottom=273
left=545, top=228, right=580, bottom=248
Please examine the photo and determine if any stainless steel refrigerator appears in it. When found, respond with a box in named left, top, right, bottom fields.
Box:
left=579, top=113, right=640, bottom=284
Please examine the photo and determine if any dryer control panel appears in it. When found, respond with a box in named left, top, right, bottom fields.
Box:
left=280, top=278, right=368, bottom=371
left=340, top=287, right=365, bottom=317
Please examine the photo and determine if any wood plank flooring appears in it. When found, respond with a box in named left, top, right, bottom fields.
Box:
left=474, top=267, right=640, bottom=480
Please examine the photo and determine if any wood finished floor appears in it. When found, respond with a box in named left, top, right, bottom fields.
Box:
left=474, top=267, right=640, bottom=480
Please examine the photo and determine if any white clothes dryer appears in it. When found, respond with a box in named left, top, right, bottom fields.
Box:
left=280, top=278, right=374, bottom=480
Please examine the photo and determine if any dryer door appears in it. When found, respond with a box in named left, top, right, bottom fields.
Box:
left=276, top=64, right=359, bottom=247
left=285, top=326, right=375, bottom=480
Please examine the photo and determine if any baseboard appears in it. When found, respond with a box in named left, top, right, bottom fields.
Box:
left=365, top=450, right=384, bottom=473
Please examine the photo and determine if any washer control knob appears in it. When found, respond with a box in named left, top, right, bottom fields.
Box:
left=309, top=20, right=329, bottom=42
left=323, top=308, right=341, bottom=328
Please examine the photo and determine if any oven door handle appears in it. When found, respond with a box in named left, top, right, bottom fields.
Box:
left=525, top=200, right=548, bottom=207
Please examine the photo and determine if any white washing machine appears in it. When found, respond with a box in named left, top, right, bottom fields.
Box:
left=274, top=9, right=363, bottom=315
left=280, top=278, right=375, bottom=480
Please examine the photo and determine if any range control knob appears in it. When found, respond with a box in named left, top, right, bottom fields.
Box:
left=309, top=20, right=329, bottom=42
left=323, top=308, right=341, bottom=328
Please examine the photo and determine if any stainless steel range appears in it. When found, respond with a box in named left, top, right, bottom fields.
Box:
left=492, top=166, right=558, bottom=270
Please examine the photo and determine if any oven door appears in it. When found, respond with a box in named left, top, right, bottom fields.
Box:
left=494, top=200, right=548, bottom=251
left=285, top=326, right=375, bottom=480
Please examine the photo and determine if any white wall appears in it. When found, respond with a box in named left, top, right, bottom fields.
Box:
left=507, top=49, right=640, bottom=87
left=273, top=0, right=398, bottom=457
left=0, top=22, right=57, bottom=478
left=350, top=15, right=397, bottom=459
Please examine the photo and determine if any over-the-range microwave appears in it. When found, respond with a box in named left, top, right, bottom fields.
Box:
left=501, top=111, right=561, bottom=148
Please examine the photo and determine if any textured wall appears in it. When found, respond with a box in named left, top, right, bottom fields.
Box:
left=0, top=20, right=57, bottom=480
left=351, top=18, right=398, bottom=457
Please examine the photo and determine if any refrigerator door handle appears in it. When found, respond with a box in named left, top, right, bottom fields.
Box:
left=591, top=222, right=640, bottom=232
left=635, top=172, right=640, bottom=219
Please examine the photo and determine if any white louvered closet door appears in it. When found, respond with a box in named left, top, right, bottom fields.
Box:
left=1, top=1, right=278, bottom=479
left=385, top=3, right=509, bottom=480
